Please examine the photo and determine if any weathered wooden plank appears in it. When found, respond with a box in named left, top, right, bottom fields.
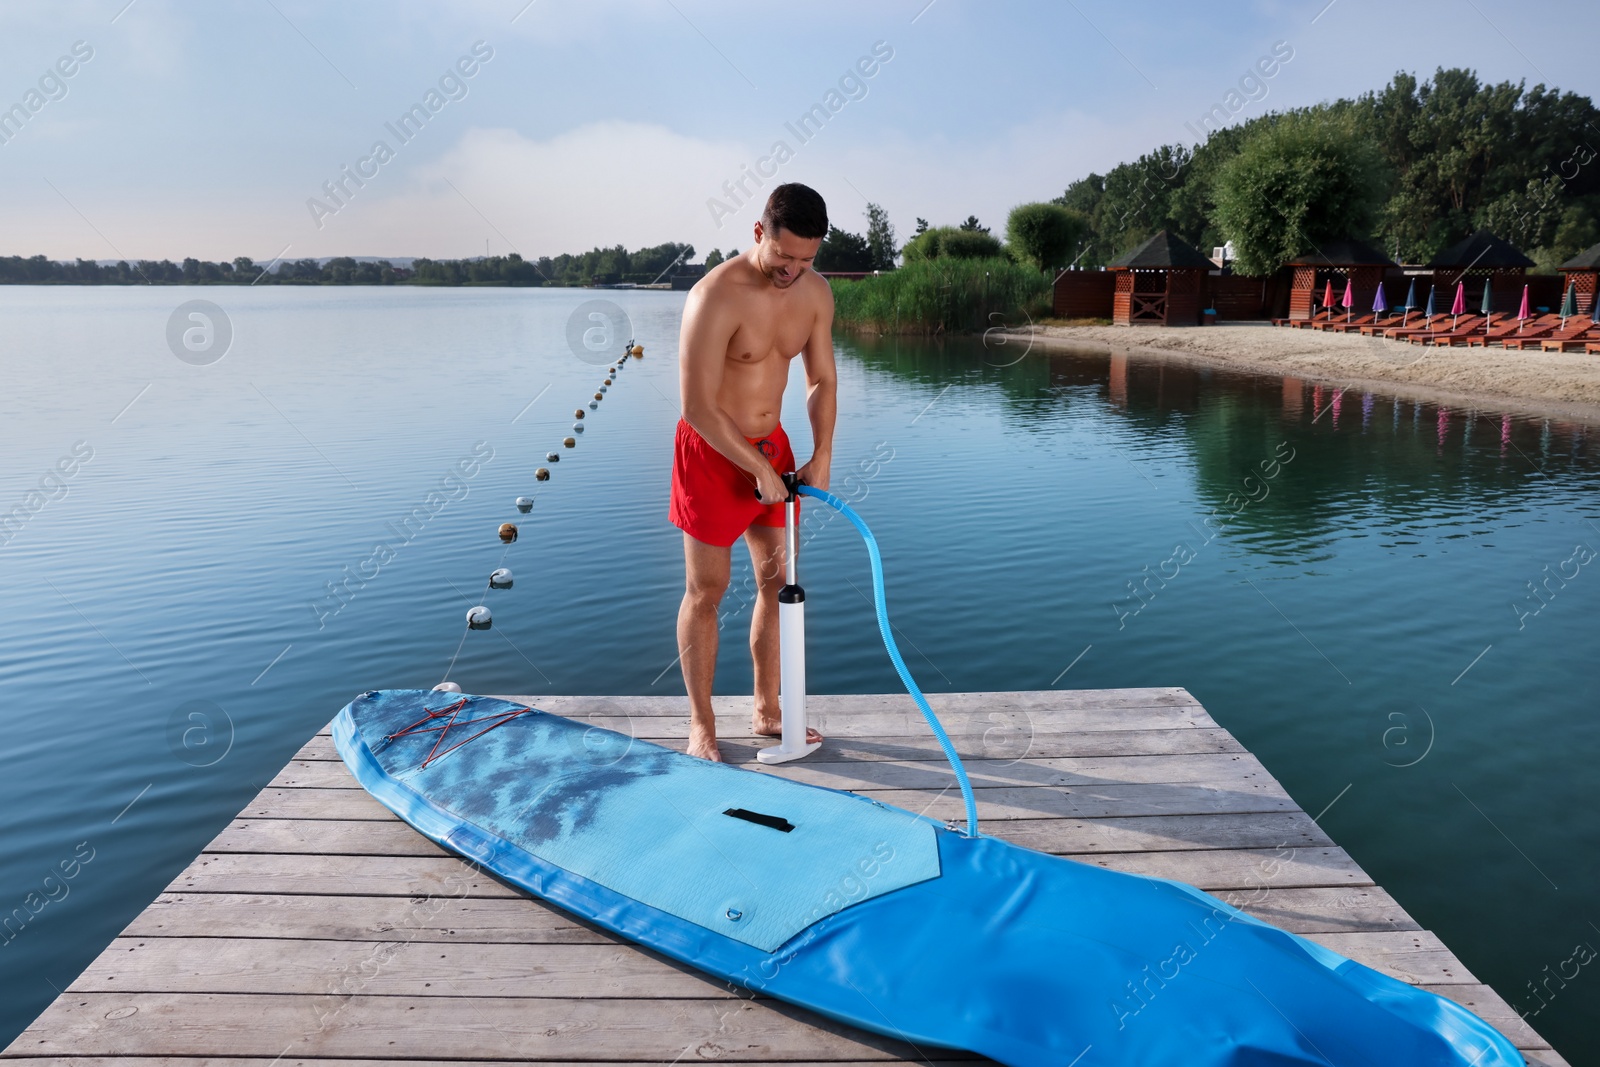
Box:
left=867, top=782, right=1298, bottom=821
left=986, top=812, right=1332, bottom=855
left=122, top=893, right=614, bottom=944
left=1227, top=886, right=1422, bottom=934
left=1304, top=930, right=1480, bottom=985
left=205, top=819, right=451, bottom=857
left=292, top=727, right=1248, bottom=764
left=8, top=993, right=936, bottom=1061
left=164, top=854, right=520, bottom=899
left=206, top=812, right=1333, bottom=861
left=69, top=939, right=735, bottom=999
left=1080, top=846, right=1371, bottom=891
left=271, top=751, right=1284, bottom=793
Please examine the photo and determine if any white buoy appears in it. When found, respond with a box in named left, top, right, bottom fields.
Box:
left=433, top=681, right=462, bottom=693
left=573, top=423, right=584, bottom=433
left=489, top=568, right=513, bottom=588
left=515, top=496, right=534, bottom=513
left=467, top=605, right=492, bottom=629
left=599, top=385, right=607, bottom=393
left=546, top=451, right=560, bottom=462
left=757, top=473, right=821, bottom=766
left=588, top=401, right=598, bottom=410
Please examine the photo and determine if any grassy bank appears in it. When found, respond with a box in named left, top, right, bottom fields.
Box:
left=830, top=257, right=1051, bottom=333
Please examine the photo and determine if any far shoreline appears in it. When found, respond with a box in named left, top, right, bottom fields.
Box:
left=1008, top=322, right=1600, bottom=427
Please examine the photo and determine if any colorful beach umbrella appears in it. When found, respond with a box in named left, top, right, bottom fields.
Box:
left=1450, top=280, right=1465, bottom=330
left=1480, top=277, right=1493, bottom=333
left=1402, top=278, right=1417, bottom=327
left=1342, top=277, right=1355, bottom=322
left=1516, top=284, right=1530, bottom=332
left=1372, top=281, right=1388, bottom=319
left=1323, top=279, right=1336, bottom=319
left=1560, top=281, right=1578, bottom=326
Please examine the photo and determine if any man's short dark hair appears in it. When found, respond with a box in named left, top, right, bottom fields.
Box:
left=760, top=183, right=828, bottom=240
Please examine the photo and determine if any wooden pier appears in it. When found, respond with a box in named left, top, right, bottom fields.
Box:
left=2, top=689, right=1565, bottom=1065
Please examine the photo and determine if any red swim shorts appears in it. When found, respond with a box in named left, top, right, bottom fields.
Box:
left=669, top=417, right=799, bottom=547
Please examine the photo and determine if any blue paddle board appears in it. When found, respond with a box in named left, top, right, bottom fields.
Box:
left=334, top=688, right=1522, bottom=1066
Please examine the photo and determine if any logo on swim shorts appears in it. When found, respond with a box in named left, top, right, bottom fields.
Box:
left=754, top=438, right=778, bottom=459
left=565, top=300, right=632, bottom=365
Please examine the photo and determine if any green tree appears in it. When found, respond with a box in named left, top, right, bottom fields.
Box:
left=704, top=248, right=724, bottom=269
left=959, top=215, right=989, bottom=234
left=1006, top=202, right=1090, bottom=271
left=1212, top=112, right=1388, bottom=276
left=865, top=203, right=897, bottom=270
left=901, top=226, right=1003, bottom=262
left=815, top=226, right=873, bottom=271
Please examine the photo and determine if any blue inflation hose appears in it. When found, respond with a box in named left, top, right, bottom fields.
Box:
left=796, top=484, right=979, bottom=837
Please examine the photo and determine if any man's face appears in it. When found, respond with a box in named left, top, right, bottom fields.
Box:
left=752, top=221, right=822, bottom=289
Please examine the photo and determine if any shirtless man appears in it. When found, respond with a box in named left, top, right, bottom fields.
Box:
left=669, top=183, right=837, bottom=761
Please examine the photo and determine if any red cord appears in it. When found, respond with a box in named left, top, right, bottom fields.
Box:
left=384, top=697, right=531, bottom=769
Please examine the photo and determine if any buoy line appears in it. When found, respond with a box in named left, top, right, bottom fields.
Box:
left=434, top=339, right=645, bottom=692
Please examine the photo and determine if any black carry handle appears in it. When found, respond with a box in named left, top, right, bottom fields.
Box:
left=755, top=471, right=802, bottom=504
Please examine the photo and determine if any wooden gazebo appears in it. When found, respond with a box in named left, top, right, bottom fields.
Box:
left=1108, top=230, right=1213, bottom=326
left=1428, top=231, right=1535, bottom=314
left=1284, top=239, right=1394, bottom=322
left=1557, top=242, right=1600, bottom=317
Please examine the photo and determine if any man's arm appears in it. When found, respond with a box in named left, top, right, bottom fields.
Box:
left=679, top=283, right=788, bottom=503
left=794, top=280, right=837, bottom=491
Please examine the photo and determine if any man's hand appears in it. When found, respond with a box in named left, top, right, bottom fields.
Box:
left=795, top=453, right=831, bottom=492
left=754, top=465, right=790, bottom=505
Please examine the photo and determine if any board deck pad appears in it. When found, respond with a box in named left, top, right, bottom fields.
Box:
left=334, top=689, right=940, bottom=951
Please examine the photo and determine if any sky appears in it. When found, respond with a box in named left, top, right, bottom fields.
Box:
left=2, top=0, right=1597, bottom=264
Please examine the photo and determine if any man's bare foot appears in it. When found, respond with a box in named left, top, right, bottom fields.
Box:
left=686, top=722, right=723, bottom=761
left=753, top=710, right=822, bottom=745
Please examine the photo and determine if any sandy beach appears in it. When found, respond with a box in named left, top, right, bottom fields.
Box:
left=1018, top=322, right=1600, bottom=424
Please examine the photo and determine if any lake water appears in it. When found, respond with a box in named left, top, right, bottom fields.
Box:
left=1, top=286, right=1596, bottom=1061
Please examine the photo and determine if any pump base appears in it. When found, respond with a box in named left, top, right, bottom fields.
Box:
left=755, top=739, right=823, bottom=765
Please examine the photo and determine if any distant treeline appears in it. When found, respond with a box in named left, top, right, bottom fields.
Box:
left=0, top=241, right=697, bottom=287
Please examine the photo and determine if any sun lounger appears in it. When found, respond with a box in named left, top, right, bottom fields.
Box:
left=1505, top=320, right=1595, bottom=351
left=1320, top=313, right=1383, bottom=333
left=1541, top=325, right=1600, bottom=352
left=1397, top=316, right=1485, bottom=344
left=1364, top=313, right=1451, bottom=338
left=1464, top=315, right=1562, bottom=348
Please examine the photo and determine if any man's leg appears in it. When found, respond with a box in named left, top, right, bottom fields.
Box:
left=679, top=532, right=730, bottom=761
left=744, top=523, right=822, bottom=743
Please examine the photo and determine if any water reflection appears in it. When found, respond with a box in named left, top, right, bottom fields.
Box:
left=846, top=333, right=1597, bottom=556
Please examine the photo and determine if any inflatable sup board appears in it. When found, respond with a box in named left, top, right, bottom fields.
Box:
left=334, top=687, right=1521, bottom=1066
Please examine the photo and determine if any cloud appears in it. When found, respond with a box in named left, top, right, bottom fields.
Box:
left=311, top=121, right=753, bottom=259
